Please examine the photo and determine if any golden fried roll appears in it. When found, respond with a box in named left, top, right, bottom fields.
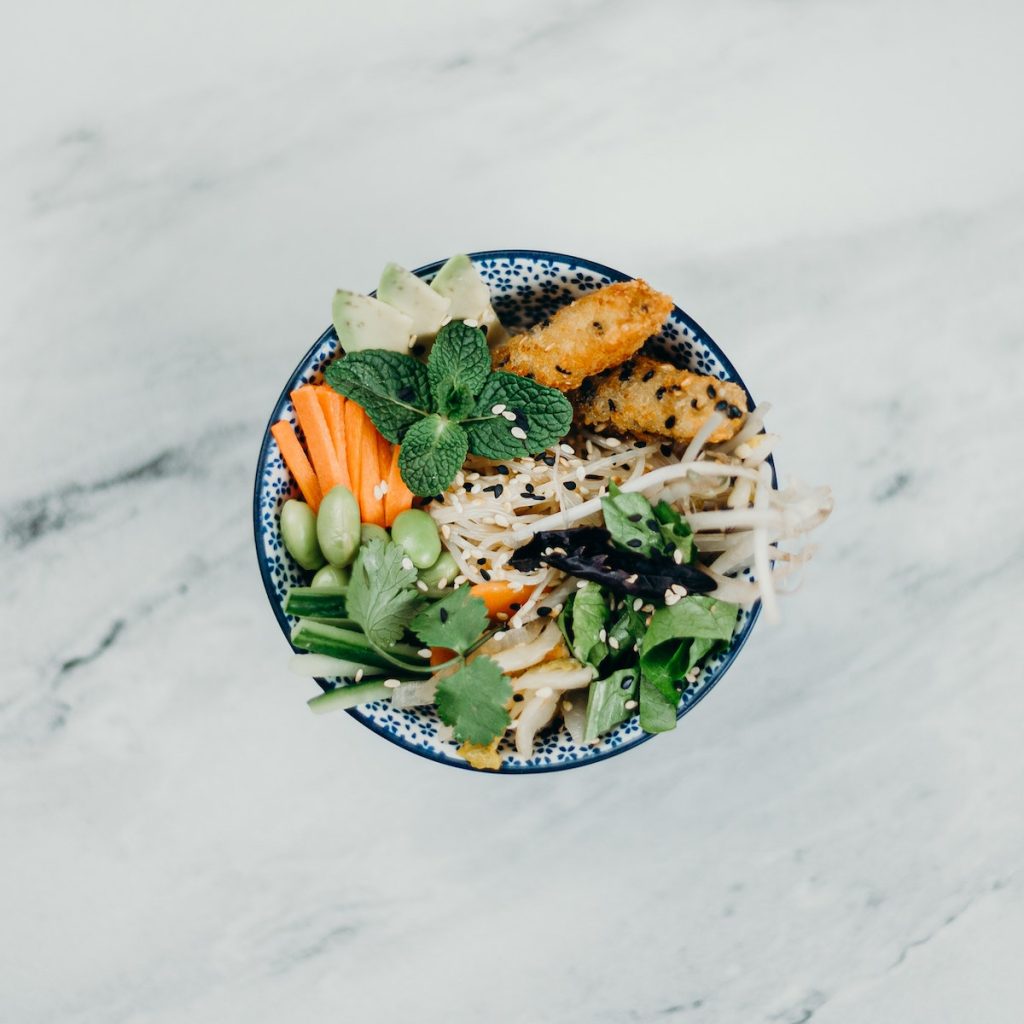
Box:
left=575, top=355, right=748, bottom=444
left=492, top=279, right=674, bottom=391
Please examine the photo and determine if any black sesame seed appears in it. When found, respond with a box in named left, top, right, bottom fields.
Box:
left=634, top=440, right=647, bottom=448
left=608, top=398, right=617, bottom=412
left=537, top=606, right=552, bottom=617
left=618, top=363, right=633, bottom=382
left=510, top=603, right=521, bottom=611
left=665, top=415, right=677, bottom=429
left=660, top=443, right=673, bottom=457
left=656, top=386, right=667, bottom=400
left=476, top=557, right=487, bottom=565
left=627, top=513, right=642, bottom=522
left=397, top=386, right=416, bottom=402
left=497, top=465, right=509, bottom=475
left=715, top=400, right=728, bottom=412
left=727, top=404, right=743, bottom=419
left=627, top=538, right=643, bottom=548
left=642, top=369, right=656, bottom=382
left=525, top=372, right=535, bottom=380
left=592, top=320, right=604, bottom=332
left=691, top=398, right=699, bottom=409
left=620, top=675, right=635, bottom=689
left=439, top=608, right=449, bottom=623
left=513, top=693, right=524, bottom=702
left=480, top=568, right=491, bottom=581
left=463, top=482, right=473, bottom=492
left=411, top=343, right=426, bottom=356
left=585, top=473, right=602, bottom=481
left=646, top=519, right=658, bottom=530
left=524, top=482, right=535, bottom=492
left=706, top=384, right=716, bottom=398
left=580, top=378, right=597, bottom=401
left=541, top=454, right=556, bottom=466
left=513, top=410, right=529, bottom=430
left=483, top=483, right=504, bottom=497
left=564, top=481, right=577, bottom=491
left=555, top=364, right=571, bottom=375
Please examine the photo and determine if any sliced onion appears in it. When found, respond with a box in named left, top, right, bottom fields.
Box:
left=512, top=659, right=595, bottom=691
left=515, top=689, right=560, bottom=758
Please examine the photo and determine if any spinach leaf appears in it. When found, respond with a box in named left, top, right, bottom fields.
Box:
left=568, top=583, right=610, bottom=669
left=601, top=482, right=663, bottom=557
left=584, top=668, right=640, bottom=742
left=653, top=500, right=695, bottom=564
left=639, top=675, right=679, bottom=733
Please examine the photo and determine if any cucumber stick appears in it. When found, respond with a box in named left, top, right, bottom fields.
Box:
left=290, top=619, right=421, bottom=669
left=284, top=587, right=347, bottom=619
left=308, top=680, right=393, bottom=714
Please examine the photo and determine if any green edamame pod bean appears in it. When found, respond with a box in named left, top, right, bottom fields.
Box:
left=316, top=485, right=361, bottom=567
left=280, top=499, right=325, bottom=571
left=311, top=564, right=350, bottom=590
left=360, top=523, right=390, bottom=547
left=391, top=508, right=441, bottom=569
left=417, top=550, right=459, bottom=596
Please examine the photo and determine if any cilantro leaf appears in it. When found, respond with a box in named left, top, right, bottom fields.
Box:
left=653, top=500, right=695, bottom=564
left=435, top=655, right=512, bottom=745
left=567, top=582, right=610, bottom=669
left=601, top=483, right=663, bottom=557
left=345, top=539, right=423, bottom=647
left=397, top=415, right=469, bottom=496
left=464, top=372, right=573, bottom=459
left=410, top=584, right=489, bottom=655
left=428, top=321, right=491, bottom=419
left=584, top=668, right=640, bottom=742
left=325, top=352, right=431, bottom=443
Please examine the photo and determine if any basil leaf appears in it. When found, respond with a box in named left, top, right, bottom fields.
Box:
left=639, top=675, right=678, bottom=733
left=583, top=668, right=640, bottom=742
left=568, top=583, right=609, bottom=669
left=654, top=500, right=695, bottom=564
left=397, top=415, right=469, bottom=496
left=601, top=482, right=663, bottom=557
left=325, top=352, right=432, bottom=443
left=428, top=321, right=492, bottom=420
left=465, top=372, right=572, bottom=459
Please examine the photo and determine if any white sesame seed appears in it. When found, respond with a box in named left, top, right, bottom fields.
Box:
left=463, top=318, right=479, bottom=328
left=536, top=687, right=553, bottom=699
left=625, top=574, right=638, bottom=584
left=502, top=410, right=517, bottom=421
left=418, top=648, right=432, bottom=658
left=563, top=700, right=574, bottom=712
left=379, top=481, right=389, bottom=495
left=642, top=603, right=655, bottom=613
left=603, top=437, right=622, bottom=447
left=496, top=611, right=509, bottom=621
left=491, top=403, right=507, bottom=415
left=673, top=548, right=684, bottom=564
left=471, top=484, right=482, bottom=493
left=384, top=678, right=401, bottom=688
left=560, top=444, right=575, bottom=456
left=416, top=580, right=429, bottom=592
left=507, top=719, right=519, bottom=730
left=510, top=427, right=528, bottom=440
left=355, top=669, right=364, bottom=682
left=576, top=580, right=589, bottom=589
left=439, top=314, right=452, bottom=326
left=624, top=699, right=638, bottom=710
left=633, top=598, right=644, bottom=611
left=494, top=514, right=510, bottom=527
left=407, top=337, right=417, bottom=349
left=552, top=603, right=563, bottom=613
left=664, top=590, right=681, bottom=606
left=575, top=466, right=587, bottom=480
left=453, top=575, right=467, bottom=586
left=401, top=557, right=415, bottom=572
left=609, top=636, right=620, bottom=650
left=437, top=576, right=449, bottom=590
left=441, top=524, right=451, bottom=539
left=598, top=628, right=607, bottom=642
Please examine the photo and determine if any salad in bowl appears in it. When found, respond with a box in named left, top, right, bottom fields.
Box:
left=254, top=251, right=832, bottom=772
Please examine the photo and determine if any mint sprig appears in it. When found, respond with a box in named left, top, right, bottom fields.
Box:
left=325, top=321, right=573, bottom=495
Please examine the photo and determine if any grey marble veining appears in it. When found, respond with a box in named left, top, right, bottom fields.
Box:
left=3, top=1, right=1023, bottom=1021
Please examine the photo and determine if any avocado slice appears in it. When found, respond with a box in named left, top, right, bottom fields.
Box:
left=332, top=289, right=415, bottom=354
left=378, top=263, right=451, bottom=338
left=430, top=254, right=507, bottom=344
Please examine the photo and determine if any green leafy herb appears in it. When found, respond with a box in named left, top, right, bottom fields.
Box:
left=464, top=373, right=573, bottom=460
left=653, top=500, right=695, bottom=564
left=601, top=482, right=663, bottom=557
left=428, top=321, right=491, bottom=419
left=566, top=583, right=610, bottom=669
left=345, top=539, right=423, bottom=648
left=324, top=351, right=430, bottom=443
left=397, top=415, right=469, bottom=496
left=435, top=655, right=513, bottom=745
left=584, top=668, right=640, bottom=742
left=606, top=604, right=647, bottom=664
left=638, top=675, right=679, bottom=733
left=410, top=584, right=490, bottom=655
left=325, top=321, right=572, bottom=495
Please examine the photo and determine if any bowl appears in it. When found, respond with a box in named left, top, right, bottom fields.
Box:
left=253, top=250, right=768, bottom=773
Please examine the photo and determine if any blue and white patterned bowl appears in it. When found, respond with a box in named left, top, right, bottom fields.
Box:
left=253, top=250, right=767, bottom=773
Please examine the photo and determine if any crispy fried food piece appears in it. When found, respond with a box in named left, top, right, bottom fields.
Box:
left=458, top=738, right=502, bottom=771
left=575, top=355, right=748, bottom=444
left=491, top=279, right=674, bottom=391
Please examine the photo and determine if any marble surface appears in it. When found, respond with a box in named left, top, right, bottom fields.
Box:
left=3, top=1, right=1023, bottom=1021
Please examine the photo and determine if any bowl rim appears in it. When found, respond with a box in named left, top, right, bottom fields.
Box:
left=253, top=248, right=769, bottom=774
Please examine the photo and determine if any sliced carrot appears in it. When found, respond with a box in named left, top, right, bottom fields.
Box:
left=431, top=647, right=456, bottom=666
left=291, top=386, right=345, bottom=495
left=319, top=390, right=351, bottom=491
left=359, top=416, right=387, bottom=527
left=384, top=445, right=416, bottom=526
left=270, top=420, right=323, bottom=511
left=343, top=400, right=366, bottom=501
left=470, top=580, right=529, bottom=620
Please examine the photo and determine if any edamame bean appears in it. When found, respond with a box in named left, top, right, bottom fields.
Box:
left=391, top=509, right=441, bottom=569
left=417, top=550, right=459, bottom=596
left=280, top=499, right=325, bottom=571
left=311, top=564, right=350, bottom=590
left=316, top=485, right=361, bottom=567
left=360, top=523, right=390, bottom=547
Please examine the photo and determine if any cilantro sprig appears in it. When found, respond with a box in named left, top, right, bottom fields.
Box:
left=325, top=321, right=573, bottom=496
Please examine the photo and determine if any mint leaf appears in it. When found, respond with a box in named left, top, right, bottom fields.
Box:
left=428, top=321, right=491, bottom=419
left=602, top=483, right=663, bottom=557
left=410, top=584, right=489, bottom=655
left=639, top=675, right=678, bottom=733
left=325, top=351, right=432, bottom=443
left=583, top=668, right=639, bottom=742
left=346, top=539, right=423, bottom=648
left=465, top=372, right=572, bottom=459
left=653, top=500, right=695, bottom=564
left=568, top=583, right=610, bottom=669
left=397, top=415, right=469, bottom=496
left=435, top=655, right=512, bottom=745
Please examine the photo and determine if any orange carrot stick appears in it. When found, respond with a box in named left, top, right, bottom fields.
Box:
left=359, top=416, right=386, bottom=527
left=343, top=400, right=365, bottom=502
left=384, top=445, right=415, bottom=526
left=319, top=390, right=351, bottom=490
left=470, top=580, right=529, bottom=620
left=291, top=386, right=345, bottom=495
left=270, top=420, right=323, bottom=511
